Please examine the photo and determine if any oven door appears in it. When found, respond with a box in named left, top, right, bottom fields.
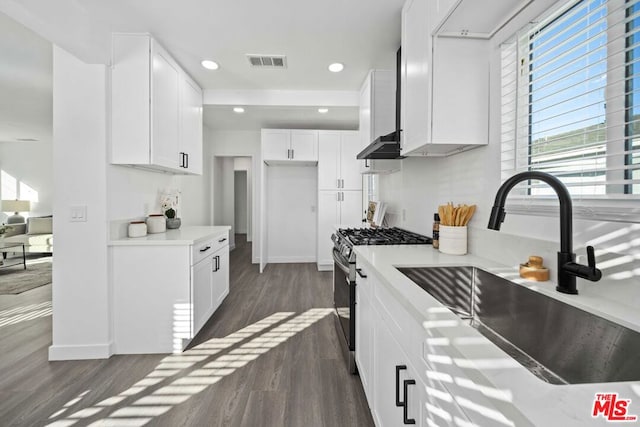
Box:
left=333, top=248, right=355, bottom=352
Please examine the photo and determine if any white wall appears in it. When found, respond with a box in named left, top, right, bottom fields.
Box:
left=379, top=0, right=639, bottom=316
left=0, top=140, right=53, bottom=219
left=234, top=171, right=248, bottom=234
left=266, top=165, right=317, bottom=262
left=49, top=46, right=110, bottom=360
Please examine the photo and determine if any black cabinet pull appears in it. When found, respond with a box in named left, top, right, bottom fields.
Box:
left=185, top=153, right=189, bottom=169
left=403, top=379, right=416, bottom=425
left=365, top=159, right=370, bottom=168
left=356, top=268, right=367, bottom=279
left=199, top=245, right=211, bottom=253
left=218, top=238, right=227, bottom=243
left=213, top=255, right=220, bottom=272
left=395, top=365, right=407, bottom=407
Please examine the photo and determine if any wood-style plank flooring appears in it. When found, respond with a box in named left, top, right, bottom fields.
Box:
left=0, top=235, right=373, bottom=426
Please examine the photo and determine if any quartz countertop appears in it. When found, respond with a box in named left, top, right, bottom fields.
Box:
left=353, top=244, right=640, bottom=426
left=109, top=226, right=231, bottom=246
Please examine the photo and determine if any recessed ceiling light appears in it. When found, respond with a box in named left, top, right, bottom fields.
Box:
left=201, top=60, right=219, bottom=70
left=233, top=107, right=245, bottom=113
left=318, top=108, right=329, bottom=114
left=328, top=63, right=344, bottom=73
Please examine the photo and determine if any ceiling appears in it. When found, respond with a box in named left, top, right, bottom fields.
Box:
left=205, top=105, right=359, bottom=131
left=0, top=12, right=52, bottom=144
left=0, top=0, right=406, bottom=133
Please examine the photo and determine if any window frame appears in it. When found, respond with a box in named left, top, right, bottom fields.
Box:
left=502, top=0, right=640, bottom=223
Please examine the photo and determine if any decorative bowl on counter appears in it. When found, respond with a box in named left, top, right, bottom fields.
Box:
left=146, top=214, right=166, bottom=233
left=166, top=217, right=181, bottom=229
left=128, top=221, right=147, bottom=238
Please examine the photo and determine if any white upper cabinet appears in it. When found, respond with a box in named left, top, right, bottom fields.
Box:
left=401, top=0, right=489, bottom=157
left=318, top=131, right=362, bottom=191
left=262, top=129, right=318, bottom=165
left=179, top=75, right=203, bottom=175
left=111, top=34, right=203, bottom=175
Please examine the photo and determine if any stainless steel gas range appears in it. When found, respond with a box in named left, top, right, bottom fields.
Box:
left=331, top=227, right=432, bottom=373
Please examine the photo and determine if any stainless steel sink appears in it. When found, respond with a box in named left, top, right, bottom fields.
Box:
left=397, top=266, right=640, bottom=385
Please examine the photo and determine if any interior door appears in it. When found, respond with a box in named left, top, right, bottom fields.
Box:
left=260, top=162, right=268, bottom=273
left=340, top=132, right=363, bottom=190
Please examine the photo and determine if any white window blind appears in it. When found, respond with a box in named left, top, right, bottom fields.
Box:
left=501, top=0, right=640, bottom=209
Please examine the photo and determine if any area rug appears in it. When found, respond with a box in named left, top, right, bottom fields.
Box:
left=0, top=259, right=52, bottom=294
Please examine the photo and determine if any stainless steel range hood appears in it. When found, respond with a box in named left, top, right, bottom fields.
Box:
left=357, top=47, right=403, bottom=160
left=356, top=130, right=402, bottom=159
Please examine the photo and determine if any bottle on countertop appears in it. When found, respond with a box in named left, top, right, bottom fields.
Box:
left=433, top=213, right=440, bottom=249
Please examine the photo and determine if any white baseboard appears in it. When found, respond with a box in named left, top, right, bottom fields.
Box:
left=317, top=263, right=333, bottom=272
left=49, top=342, right=114, bottom=361
left=267, top=256, right=316, bottom=263
left=252, top=256, right=259, bottom=264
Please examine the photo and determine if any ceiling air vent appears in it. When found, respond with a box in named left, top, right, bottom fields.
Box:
left=246, top=54, right=287, bottom=69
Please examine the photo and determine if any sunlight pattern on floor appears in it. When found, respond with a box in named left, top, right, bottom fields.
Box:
left=0, top=301, right=52, bottom=328
left=47, top=308, right=332, bottom=426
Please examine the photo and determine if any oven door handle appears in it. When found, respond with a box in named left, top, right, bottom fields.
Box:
left=332, top=249, right=352, bottom=276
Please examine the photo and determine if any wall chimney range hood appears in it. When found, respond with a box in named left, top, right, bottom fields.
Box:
left=357, top=47, right=403, bottom=160
left=357, top=130, right=401, bottom=159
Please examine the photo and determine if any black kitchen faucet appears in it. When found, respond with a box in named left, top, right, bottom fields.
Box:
left=487, top=171, right=602, bottom=294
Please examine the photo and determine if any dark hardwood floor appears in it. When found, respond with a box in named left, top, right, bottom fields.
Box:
left=0, top=235, right=373, bottom=426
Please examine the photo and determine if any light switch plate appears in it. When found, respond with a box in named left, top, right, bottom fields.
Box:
left=70, top=205, right=87, bottom=222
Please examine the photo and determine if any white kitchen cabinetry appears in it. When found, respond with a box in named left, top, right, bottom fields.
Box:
left=400, top=0, right=488, bottom=157
left=179, top=76, right=204, bottom=175
left=359, top=70, right=401, bottom=174
left=317, top=190, right=363, bottom=270
left=111, top=33, right=203, bottom=174
left=262, top=129, right=318, bottom=165
left=111, top=228, right=229, bottom=354
left=373, top=316, right=423, bottom=427
left=356, top=261, right=470, bottom=426
left=318, top=131, right=362, bottom=190
left=192, top=238, right=229, bottom=333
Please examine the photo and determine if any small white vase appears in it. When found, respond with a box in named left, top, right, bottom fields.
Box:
left=439, top=225, right=467, bottom=255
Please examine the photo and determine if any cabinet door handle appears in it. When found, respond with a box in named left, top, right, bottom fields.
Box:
left=341, top=179, right=344, bottom=188
left=212, top=255, right=220, bottom=272
left=292, top=149, right=294, bottom=159
left=365, top=159, right=370, bottom=168
left=199, top=245, right=211, bottom=253
left=185, top=153, right=189, bottom=169
left=218, top=238, right=227, bottom=243
left=395, top=365, right=407, bottom=407
left=341, top=192, right=344, bottom=202
left=337, top=179, right=340, bottom=188
left=356, top=268, right=367, bottom=279
left=179, top=152, right=184, bottom=168
left=287, top=149, right=291, bottom=159
left=337, top=192, right=340, bottom=202
left=403, top=379, right=416, bottom=425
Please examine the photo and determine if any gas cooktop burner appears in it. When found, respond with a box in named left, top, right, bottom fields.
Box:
left=338, top=227, right=432, bottom=246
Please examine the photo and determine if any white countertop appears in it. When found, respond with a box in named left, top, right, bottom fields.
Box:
left=354, top=244, right=640, bottom=427
left=109, top=226, right=231, bottom=246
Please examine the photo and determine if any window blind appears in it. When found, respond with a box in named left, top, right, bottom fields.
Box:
left=501, top=0, right=640, bottom=201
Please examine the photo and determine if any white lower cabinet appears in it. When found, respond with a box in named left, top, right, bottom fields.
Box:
left=192, top=244, right=230, bottom=334
left=356, top=261, right=470, bottom=427
left=112, top=230, right=229, bottom=354
left=373, top=316, right=423, bottom=426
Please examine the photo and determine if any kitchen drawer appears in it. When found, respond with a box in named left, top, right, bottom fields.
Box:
left=191, top=232, right=228, bottom=266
